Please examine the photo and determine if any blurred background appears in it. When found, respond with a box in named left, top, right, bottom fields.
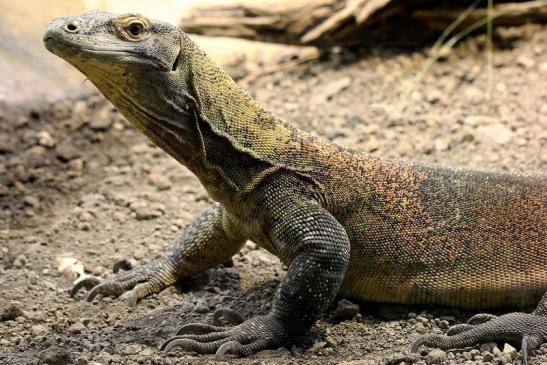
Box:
left=1, top=1, right=546, bottom=364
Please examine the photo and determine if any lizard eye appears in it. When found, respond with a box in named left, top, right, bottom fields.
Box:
left=128, top=22, right=144, bottom=37
left=115, top=15, right=150, bottom=41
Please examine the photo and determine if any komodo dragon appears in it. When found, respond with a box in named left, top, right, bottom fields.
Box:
left=44, top=11, right=547, bottom=363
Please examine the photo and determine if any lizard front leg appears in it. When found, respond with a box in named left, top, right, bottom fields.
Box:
left=161, top=200, right=351, bottom=359
left=412, top=292, right=547, bottom=365
left=71, top=203, right=246, bottom=306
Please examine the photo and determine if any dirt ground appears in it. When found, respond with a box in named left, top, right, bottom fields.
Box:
left=1, top=23, right=546, bottom=365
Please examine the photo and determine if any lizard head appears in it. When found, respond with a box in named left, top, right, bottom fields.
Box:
left=43, top=11, right=204, bottom=163
left=44, top=10, right=181, bottom=74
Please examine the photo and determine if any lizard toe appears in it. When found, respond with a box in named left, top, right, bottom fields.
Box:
left=112, top=257, right=134, bottom=273
left=164, top=314, right=287, bottom=358
left=70, top=275, right=101, bottom=297
left=466, top=313, right=498, bottom=325
left=446, top=323, right=474, bottom=336
left=176, top=323, right=227, bottom=336
left=412, top=312, right=547, bottom=365
left=86, top=274, right=147, bottom=301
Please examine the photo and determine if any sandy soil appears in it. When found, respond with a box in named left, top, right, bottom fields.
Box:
left=1, top=24, right=546, bottom=365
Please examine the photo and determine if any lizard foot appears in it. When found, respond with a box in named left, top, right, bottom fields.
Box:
left=161, top=313, right=286, bottom=360
left=70, top=257, right=177, bottom=307
left=411, top=312, right=547, bottom=365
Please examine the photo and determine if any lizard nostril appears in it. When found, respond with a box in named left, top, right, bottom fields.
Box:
left=65, top=23, right=78, bottom=32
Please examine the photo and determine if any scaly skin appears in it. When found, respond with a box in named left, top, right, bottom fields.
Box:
left=44, top=11, right=547, bottom=362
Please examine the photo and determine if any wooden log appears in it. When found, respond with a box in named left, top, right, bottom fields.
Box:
left=180, top=0, right=547, bottom=47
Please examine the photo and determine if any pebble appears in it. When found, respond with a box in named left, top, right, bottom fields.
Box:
left=500, top=353, right=513, bottom=364
left=517, top=55, right=535, bottom=69
left=69, top=322, right=87, bottom=334
left=483, top=352, right=494, bottom=362
left=120, top=344, right=142, bottom=355
left=480, top=342, right=497, bottom=353
left=56, top=141, right=81, bottom=161
left=333, top=298, right=360, bottom=320
left=36, top=131, right=56, bottom=148
left=148, top=173, right=172, bottom=191
left=464, top=87, right=484, bottom=105
left=75, top=357, right=88, bottom=365
left=475, top=123, right=513, bottom=145
left=89, top=105, right=112, bottom=130
left=426, top=349, right=446, bottom=364
left=39, top=346, right=71, bottom=365
left=138, top=348, right=154, bottom=356
left=31, top=324, right=49, bottom=336
left=1, top=303, right=24, bottom=321
left=13, top=254, right=27, bottom=268
left=129, top=201, right=163, bottom=220
left=503, top=343, right=518, bottom=360
left=312, top=77, right=351, bottom=103
left=23, top=195, right=40, bottom=209
left=414, top=323, right=428, bottom=334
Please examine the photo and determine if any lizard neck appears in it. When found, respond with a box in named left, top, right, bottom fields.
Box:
left=179, top=37, right=323, bottom=197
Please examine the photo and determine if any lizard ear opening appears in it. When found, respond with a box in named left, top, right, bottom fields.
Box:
left=171, top=37, right=183, bottom=71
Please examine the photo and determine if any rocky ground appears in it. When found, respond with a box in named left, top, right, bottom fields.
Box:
left=1, top=24, right=546, bottom=365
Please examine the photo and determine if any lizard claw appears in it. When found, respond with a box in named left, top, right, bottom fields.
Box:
left=466, top=313, right=498, bottom=325
left=112, top=257, right=134, bottom=273
left=70, top=257, right=177, bottom=306
left=411, top=312, right=547, bottom=365
left=162, top=314, right=286, bottom=359
left=70, top=275, right=101, bottom=297
left=446, top=323, right=474, bottom=336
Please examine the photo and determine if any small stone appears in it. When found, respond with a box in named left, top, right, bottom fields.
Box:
left=517, top=55, right=535, bottom=69
left=68, top=158, right=84, bottom=172
left=464, top=87, right=484, bottom=104
left=23, top=195, right=40, bottom=209
left=438, top=320, right=450, bottom=329
left=337, top=360, right=376, bottom=365
left=36, top=131, right=56, bottom=148
left=56, top=141, right=81, bottom=161
left=148, top=173, right=172, bottom=191
left=425, top=89, right=442, bottom=104
left=39, top=346, right=71, bottom=365
left=475, top=123, right=512, bottom=145
left=414, top=323, right=427, bottom=334
left=434, top=138, right=449, bottom=152
left=89, top=106, right=112, bottom=130
left=503, top=343, right=518, bottom=360
left=194, top=302, right=209, bottom=314
left=482, top=352, right=494, bottom=362
left=416, top=316, right=429, bottom=325
left=1, top=303, right=24, bottom=321
left=13, top=254, right=27, bottom=268
left=138, top=348, right=154, bottom=356
left=462, top=351, right=472, bottom=360
left=31, top=324, right=49, bottom=336
left=75, top=357, right=88, bottom=365
left=129, top=201, right=163, bottom=220
left=313, top=77, right=351, bottom=103
left=120, top=344, right=142, bottom=355
left=426, top=349, right=446, bottom=364
left=69, top=322, right=87, bottom=334
left=480, top=342, right=497, bottom=353
left=500, top=353, right=513, bottom=365
left=333, top=298, right=360, bottom=320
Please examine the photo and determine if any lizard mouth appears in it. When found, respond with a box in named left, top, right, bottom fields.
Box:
left=43, top=33, right=171, bottom=71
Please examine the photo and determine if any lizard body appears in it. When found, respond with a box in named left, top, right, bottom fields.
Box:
left=44, top=11, right=547, bottom=362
